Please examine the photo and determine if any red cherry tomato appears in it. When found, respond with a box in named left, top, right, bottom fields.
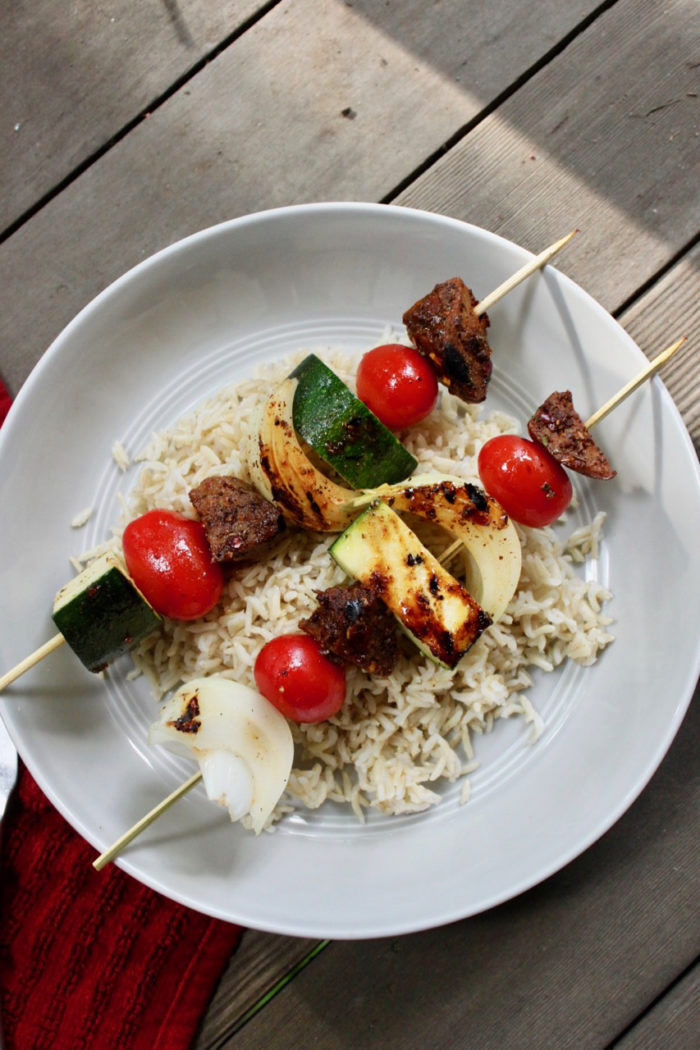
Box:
left=477, top=435, right=573, bottom=528
left=254, top=634, right=347, bottom=723
left=122, top=509, right=224, bottom=620
left=356, top=343, right=438, bottom=428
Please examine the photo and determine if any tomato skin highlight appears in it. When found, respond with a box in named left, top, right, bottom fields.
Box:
left=356, top=343, right=439, bottom=428
left=477, top=435, right=573, bottom=528
left=122, top=509, right=224, bottom=620
left=254, top=635, right=347, bottom=723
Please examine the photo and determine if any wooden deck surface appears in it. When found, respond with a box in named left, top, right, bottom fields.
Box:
left=1, top=1, right=698, bottom=1046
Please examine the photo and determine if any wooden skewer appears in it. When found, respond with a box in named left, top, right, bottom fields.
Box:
left=584, top=337, right=686, bottom=429
left=92, top=770, right=203, bottom=870
left=0, top=633, right=65, bottom=692
left=91, top=333, right=689, bottom=871
left=0, top=232, right=578, bottom=695
left=439, top=538, right=463, bottom=566
left=3, top=335, right=687, bottom=700
left=436, top=336, right=687, bottom=574
left=474, top=229, right=578, bottom=317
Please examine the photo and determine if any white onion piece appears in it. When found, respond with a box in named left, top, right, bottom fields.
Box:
left=453, top=515, right=521, bottom=621
left=243, top=377, right=359, bottom=532
left=148, top=676, right=294, bottom=833
left=199, top=751, right=254, bottom=823
left=366, top=473, right=522, bottom=622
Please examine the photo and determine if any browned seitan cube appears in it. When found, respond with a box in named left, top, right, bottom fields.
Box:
left=402, top=277, right=492, bottom=403
left=189, top=476, right=286, bottom=562
left=528, top=391, right=616, bottom=479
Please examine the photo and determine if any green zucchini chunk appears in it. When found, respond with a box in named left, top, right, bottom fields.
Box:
left=329, top=501, right=491, bottom=669
left=52, top=553, right=161, bottom=672
left=290, top=354, right=417, bottom=488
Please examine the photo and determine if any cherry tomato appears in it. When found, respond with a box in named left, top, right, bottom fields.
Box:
left=356, top=343, right=439, bottom=428
left=122, top=509, right=224, bottom=620
left=254, top=634, right=347, bottom=723
left=478, top=435, right=573, bottom=528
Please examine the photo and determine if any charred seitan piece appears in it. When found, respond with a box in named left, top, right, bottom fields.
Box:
left=402, top=277, right=492, bottom=403
left=189, top=475, right=286, bottom=562
left=528, top=391, right=616, bottom=479
left=300, top=581, right=400, bottom=676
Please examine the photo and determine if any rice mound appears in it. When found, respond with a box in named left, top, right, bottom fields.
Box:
left=105, top=350, right=614, bottom=822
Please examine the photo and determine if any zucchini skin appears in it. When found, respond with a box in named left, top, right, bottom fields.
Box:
left=330, top=501, right=491, bottom=669
left=290, top=354, right=417, bottom=488
left=53, top=559, right=161, bottom=672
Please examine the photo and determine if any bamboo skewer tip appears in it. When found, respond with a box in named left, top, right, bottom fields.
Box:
left=475, top=228, right=579, bottom=316
left=585, top=336, right=687, bottom=430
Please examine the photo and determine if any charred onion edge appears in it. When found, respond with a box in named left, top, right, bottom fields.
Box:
left=244, top=377, right=522, bottom=620
left=245, top=377, right=358, bottom=532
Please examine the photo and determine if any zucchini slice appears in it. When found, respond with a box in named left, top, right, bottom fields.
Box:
left=52, top=553, right=161, bottom=672
left=290, top=354, right=417, bottom=488
left=330, top=501, right=491, bottom=669
left=378, top=476, right=522, bottom=622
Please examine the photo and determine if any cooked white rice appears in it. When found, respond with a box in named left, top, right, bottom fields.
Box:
left=111, top=440, right=131, bottom=472
left=70, top=506, right=94, bottom=529
left=92, top=350, right=614, bottom=822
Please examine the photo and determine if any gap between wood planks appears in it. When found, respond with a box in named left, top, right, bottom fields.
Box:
left=0, top=0, right=285, bottom=247
left=611, top=230, right=700, bottom=320
left=380, top=0, right=621, bottom=207
left=201, top=939, right=330, bottom=1048
left=603, top=955, right=700, bottom=1049
left=1, top=0, right=621, bottom=249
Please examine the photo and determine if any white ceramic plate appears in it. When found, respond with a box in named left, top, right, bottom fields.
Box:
left=1, top=204, right=698, bottom=938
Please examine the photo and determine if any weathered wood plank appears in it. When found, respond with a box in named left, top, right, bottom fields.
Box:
left=617, top=245, right=699, bottom=450
left=194, top=684, right=700, bottom=1050
left=396, top=0, right=699, bottom=319
left=0, top=0, right=603, bottom=394
left=192, top=932, right=321, bottom=1047
left=0, top=0, right=268, bottom=231
left=611, top=962, right=700, bottom=1050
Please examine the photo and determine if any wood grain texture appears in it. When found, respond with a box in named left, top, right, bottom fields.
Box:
left=0, top=0, right=602, bottom=395
left=617, top=245, right=699, bottom=450
left=0, top=0, right=267, bottom=230
left=193, top=932, right=320, bottom=1047
left=190, top=691, right=700, bottom=1050
left=611, top=962, right=700, bottom=1050
left=396, top=0, right=699, bottom=317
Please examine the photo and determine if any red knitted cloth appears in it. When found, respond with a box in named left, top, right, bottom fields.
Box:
left=0, top=379, right=11, bottom=425
left=0, top=379, right=243, bottom=1048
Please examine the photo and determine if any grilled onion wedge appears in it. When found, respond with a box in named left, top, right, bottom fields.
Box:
left=330, top=500, right=493, bottom=668
left=148, top=676, right=294, bottom=833
left=245, top=376, right=521, bottom=625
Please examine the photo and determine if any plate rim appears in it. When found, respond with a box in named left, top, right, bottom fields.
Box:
left=1, top=202, right=698, bottom=938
